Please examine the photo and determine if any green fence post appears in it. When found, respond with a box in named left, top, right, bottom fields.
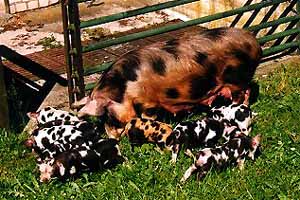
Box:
left=68, top=0, right=85, bottom=102
left=297, top=1, right=300, bottom=53
left=0, top=57, right=10, bottom=130
left=4, top=0, right=10, bottom=13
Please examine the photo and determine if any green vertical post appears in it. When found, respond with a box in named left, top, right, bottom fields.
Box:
left=61, top=1, right=75, bottom=107
left=0, top=57, right=10, bottom=130
left=68, top=0, right=85, bottom=102
left=297, top=1, right=300, bottom=53
left=4, top=0, right=10, bottom=13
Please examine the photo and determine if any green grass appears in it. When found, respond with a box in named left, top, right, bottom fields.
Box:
left=1, top=61, right=300, bottom=200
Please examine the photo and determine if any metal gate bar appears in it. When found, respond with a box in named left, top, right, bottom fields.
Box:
left=82, top=0, right=290, bottom=53
left=80, top=0, right=199, bottom=29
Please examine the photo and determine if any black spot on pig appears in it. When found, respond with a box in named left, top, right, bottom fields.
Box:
left=201, top=27, right=226, bottom=40
left=120, top=51, right=140, bottom=81
left=189, top=76, right=216, bottom=99
left=195, top=52, right=208, bottom=66
left=151, top=57, right=166, bottom=75
left=165, top=88, right=180, bottom=99
left=44, top=107, right=51, bottom=111
left=47, top=112, right=54, bottom=118
left=162, top=38, right=179, bottom=58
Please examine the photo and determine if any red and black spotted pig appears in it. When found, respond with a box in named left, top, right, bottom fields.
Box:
left=121, top=118, right=173, bottom=152
left=39, top=138, right=124, bottom=182
left=180, top=134, right=261, bottom=183
left=74, top=27, right=262, bottom=139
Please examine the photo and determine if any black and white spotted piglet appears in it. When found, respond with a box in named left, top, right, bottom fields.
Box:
left=39, top=138, right=124, bottom=182
left=180, top=134, right=261, bottom=183
left=26, top=122, right=102, bottom=162
left=169, top=118, right=241, bottom=163
left=208, top=102, right=256, bottom=135
left=27, top=106, right=80, bottom=125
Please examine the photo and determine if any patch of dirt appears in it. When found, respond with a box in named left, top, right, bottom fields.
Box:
left=0, top=27, right=64, bottom=55
left=255, top=55, right=300, bottom=78
left=0, top=1, right=181, bottom=55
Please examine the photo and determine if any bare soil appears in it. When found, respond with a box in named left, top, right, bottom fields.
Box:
left=0, top=1, right=179, bottom=55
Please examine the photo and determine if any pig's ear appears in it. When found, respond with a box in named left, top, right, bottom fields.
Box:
left=77, top=99, right=108, bottom=117
left=27, top=112, right=38, bottom=121
left=72, top=96, right=90, bottom=108
left=252, top=134, right=261, bottom=147
left=23, top=137, right=35, bottom=148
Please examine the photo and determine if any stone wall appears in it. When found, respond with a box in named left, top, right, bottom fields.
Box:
left=9, top=0, right=59, bottom=13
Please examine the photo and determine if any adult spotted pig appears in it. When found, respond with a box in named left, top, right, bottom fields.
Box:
left=74, top=27, right=262, bottom=139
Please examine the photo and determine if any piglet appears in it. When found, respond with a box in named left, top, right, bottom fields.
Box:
left=122, top=118, right=173, bottom=152
left=39, top=138, right=124, bottom=182
left=27, top=106, right=80, bottom=126
left=169, top=118, right=241, bottom=163
left=28, top=123, right=102, bottom=162
left=208, top=101, right=257, bottom=135
left=180, top=134, right=261, bottom=183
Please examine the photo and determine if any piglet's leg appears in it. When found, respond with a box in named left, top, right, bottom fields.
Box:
left=196, top=170, right=208, bottom=181
left=104, top=123, right=124, bottom=140
left=184, top=149, right=196, bottom=162
left=170, top=144, right=180, bottom=164
left=243, top=88, right=251, bottom=105
left=180, top=164, right=198, bottom=183
left=237, top=158, right=245, bottom=170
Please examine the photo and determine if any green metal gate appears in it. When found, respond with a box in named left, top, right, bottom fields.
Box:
left=62, top=0, right=300, bottom=106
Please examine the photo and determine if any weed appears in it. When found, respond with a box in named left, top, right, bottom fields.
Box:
left=36, top=34, right=62, bottom=50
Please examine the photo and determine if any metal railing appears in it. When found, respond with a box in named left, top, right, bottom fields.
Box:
left=62, top=0, right=300, bottom=106
left=0, top=45, right=68, bottom=129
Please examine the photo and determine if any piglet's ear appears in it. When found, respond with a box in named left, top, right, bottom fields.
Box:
left=23, top=138, right=35, bottom=148
left=252, top=134, right=261, bottom=147
left=27, top=112, right=38, bottom=121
